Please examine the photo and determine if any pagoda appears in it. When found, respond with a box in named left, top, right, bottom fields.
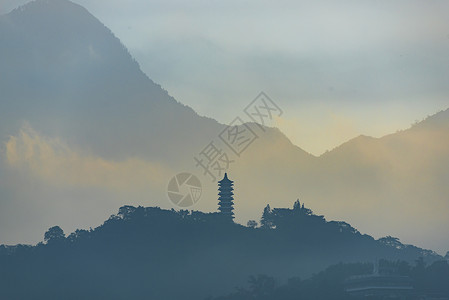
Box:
left=218, top=173, right=235, bottom=221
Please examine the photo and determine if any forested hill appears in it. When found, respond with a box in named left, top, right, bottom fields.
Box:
left=0, top=202, right=442, bottom=300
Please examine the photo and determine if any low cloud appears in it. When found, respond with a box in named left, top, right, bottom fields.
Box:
left=5, top=124, right=173, bottom=192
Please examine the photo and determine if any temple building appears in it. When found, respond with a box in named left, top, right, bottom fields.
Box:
left=218, top=173, right=235, bottom=221
left=344, top=261, right=414, bottom=299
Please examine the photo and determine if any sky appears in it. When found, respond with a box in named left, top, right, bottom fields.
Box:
left=2, top=0, right=449, bottom=155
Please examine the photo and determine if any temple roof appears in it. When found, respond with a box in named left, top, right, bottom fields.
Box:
left=218, top=173, right=234, bottom=184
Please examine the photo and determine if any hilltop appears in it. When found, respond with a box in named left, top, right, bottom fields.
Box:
left=0, top=201, right=441, bottom=300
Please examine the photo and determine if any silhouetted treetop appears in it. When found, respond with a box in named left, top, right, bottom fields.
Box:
left=44, top=225, right=65, bottom=244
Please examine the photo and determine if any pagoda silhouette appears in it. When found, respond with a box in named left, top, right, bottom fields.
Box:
left=218, top=173, right=234, bottom=221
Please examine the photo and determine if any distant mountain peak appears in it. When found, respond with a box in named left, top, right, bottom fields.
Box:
left=0, top=0, right=221, bottom=161
left=16, top=0, right=78, bottom=8
left=11, top=0, right=86, bottom=16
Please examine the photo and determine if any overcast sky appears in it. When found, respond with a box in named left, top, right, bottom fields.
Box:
left=2, top=0, right=449, bottom=154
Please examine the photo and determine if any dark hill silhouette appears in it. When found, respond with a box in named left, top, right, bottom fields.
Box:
left=211, top=259, right=449, bottom=300
left=0, top=202, right=441, bottom=300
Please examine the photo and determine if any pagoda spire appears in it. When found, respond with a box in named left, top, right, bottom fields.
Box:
left=218, top=173, right=234, bottom=221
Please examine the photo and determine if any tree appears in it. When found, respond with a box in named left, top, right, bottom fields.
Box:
left=247, top=220, right=258, bottom=228
left=44, top=226, right=65, bottom=244
left=260, top=204, right=274, bottom=229
left=67, top=229, right=89, bottom=243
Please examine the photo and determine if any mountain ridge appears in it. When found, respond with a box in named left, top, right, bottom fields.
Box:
left=0, top=0, right=448, bottom=254
left=0, top=0, right=223, bottom=163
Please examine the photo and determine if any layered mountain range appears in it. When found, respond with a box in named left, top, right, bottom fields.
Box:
left=0, top=0, right=448, bottom=254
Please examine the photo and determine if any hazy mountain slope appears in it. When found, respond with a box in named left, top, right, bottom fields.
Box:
left=0, top=0, right=226, bottom=245
left=314, top=109, right=449, bottom=251
left=227, top=109, right=449, bottom=254
left=0, top=0, right=448, bottom=254
left=0, top=0, right=220, bottom=164
left=0, top=0, right=313, bottom=245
